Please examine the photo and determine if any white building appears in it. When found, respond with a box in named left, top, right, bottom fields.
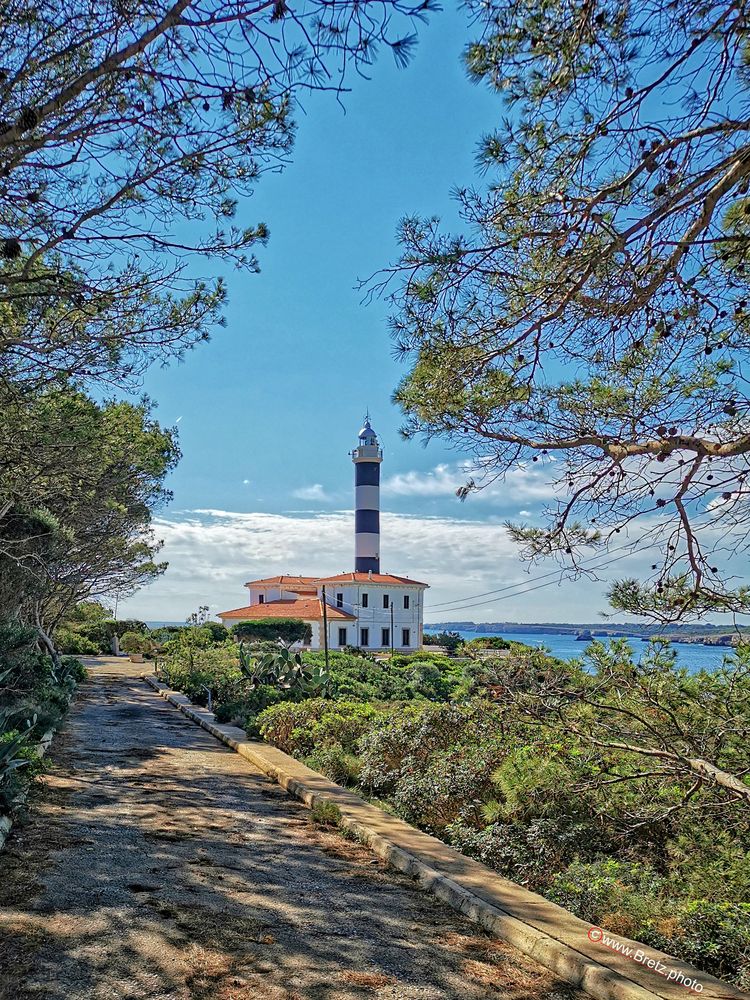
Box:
left=217, top=418, right=428, bottom=651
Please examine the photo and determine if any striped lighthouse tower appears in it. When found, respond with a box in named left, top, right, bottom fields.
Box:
left=351, top=415, right=383, bottom=573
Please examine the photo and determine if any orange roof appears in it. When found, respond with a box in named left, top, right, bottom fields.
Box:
left=218, top=598, right=355, bottom=621
left=314, top=572, right=429, bottom=588
left=244, top=575, right=318, bottom=588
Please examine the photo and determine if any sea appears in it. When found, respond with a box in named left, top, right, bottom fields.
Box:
left=146, top=621, right=734, bottom=673
left=444, top=629, right=734, bottom=673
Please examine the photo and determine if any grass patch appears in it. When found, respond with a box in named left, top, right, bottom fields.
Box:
left=309, top=799, right=341, bottom=827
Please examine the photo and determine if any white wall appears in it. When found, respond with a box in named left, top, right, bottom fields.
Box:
left=320, top=583, right=424, bottom=650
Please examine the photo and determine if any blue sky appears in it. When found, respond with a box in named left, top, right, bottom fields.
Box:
left=119, top=7, right=714, bottom=625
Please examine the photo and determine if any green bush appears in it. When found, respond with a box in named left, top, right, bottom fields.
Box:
left=257, top=699, right=386, bottom=756
left=120, top=631, right=153, bottom=655
left=310, top=800, right=342, bottom=826
left=669, top=901, right=750, bottom=986
left=162, top=643, right=245, bottom=705
left=302, top=650, right=465, bottom=702
left=232, top=618, right=311, bottom=646
left=305, top=745, right=361, bottom=785
left=61, top=657, right=87, bottom=683
left=390, top=743, right=503, bottom=830
left=447, top=818, right=595, bottom=888
left=546, top=861, right=750, bottom=985
left=464, top=636, right=511, bottom=651
left=55, top=628, right=99, bottom=655
left=0, top=624, right=85, bottom=820
left=547, top=860, right=670, bottom=937
left=357, top=699, right=502, bottom=795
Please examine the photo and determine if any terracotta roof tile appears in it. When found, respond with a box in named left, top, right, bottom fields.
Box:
left=244, top=575, right=318, bottom=588
left=218, top=598, right=355, bottom=621
left=314, top=572, right=429, bottom=588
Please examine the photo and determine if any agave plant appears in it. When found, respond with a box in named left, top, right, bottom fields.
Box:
left=238, top=644, right=329, bottom=696
left=0, top=712, right=37, bottom=790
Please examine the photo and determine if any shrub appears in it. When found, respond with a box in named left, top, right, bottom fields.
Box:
left=0, top=625, right=86, bottom=820
left=357, top=699, right=503, bottom=795
left=257, top=699, right=386, bottom=756
left=302, top=650, right=465, bottom=702
left=256, top=699, right=329, bottom=753
left=423, top=630, right=464, bottom=653
left=546, top=863, right=750, bottom=984
left=669, top=901, right=750, bottom=986
left=464, top=636, right=511, bottom=651
left=61, top=657, right=87, bottom=683
left=55, top=628, right=99, bottom=656
left=162, top=643, right=244, bottom=705
left=390, top=743, right=503, bottom=830
left=201, top=621, right=229, bottom=644
left=448, top=818, right=595, bottom=889
left=310, top=799, right=342, bottom=826
left=305, top=745, right=361, bottom=785
left=120, top=631, right=153, bottom=655
left=232, top=618, right=312, bottom=646
left=0, top=726, right=37, bottom=815
left=547, top=859, right=670, bottom=937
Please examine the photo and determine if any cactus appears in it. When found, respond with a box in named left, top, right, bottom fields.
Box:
left=238, top=643, right=329, bottom=696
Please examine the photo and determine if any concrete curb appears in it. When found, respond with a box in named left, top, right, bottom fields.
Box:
left=0, top=725, right=58, bottom=853
left=144, top=675, right=747, bottom=1000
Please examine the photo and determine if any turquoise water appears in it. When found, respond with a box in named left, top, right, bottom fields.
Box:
left=446, top=630, right=735, bottom=673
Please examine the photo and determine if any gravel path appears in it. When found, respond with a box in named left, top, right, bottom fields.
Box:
left=0, top=658, right=579, bottom=1000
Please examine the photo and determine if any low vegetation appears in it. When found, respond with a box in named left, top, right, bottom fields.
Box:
left=161, top=629, right=750, bottom=987
left=0, top=622, right=86, bottom=823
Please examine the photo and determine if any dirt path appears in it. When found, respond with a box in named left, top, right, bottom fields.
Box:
left=0, top=658, right=579, bottom=1000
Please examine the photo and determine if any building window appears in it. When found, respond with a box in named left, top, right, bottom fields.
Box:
left=381, top=627, right=390, bottom=647
left=401, top=628, right=411, bottom=647
left=382, top=594, right=389, bottom=609
left=360, top=628, right=369, bottom=647
left=403, top=594, right=410, bottom=610
left=338, top=627, right=347, bottom=647
left=336, top=592, right=343, bottom=608
left=258, top=594, right=264, bottom=604
left=361, top=592, right=368, bottom=608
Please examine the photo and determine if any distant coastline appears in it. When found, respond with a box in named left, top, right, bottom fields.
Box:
left=427, top=620, right=749, bottom=648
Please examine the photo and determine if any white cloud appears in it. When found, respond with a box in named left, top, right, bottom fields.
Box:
left=292, top=483, right=331, bottom=502
left=519, top=510, right=531, bottom=517
left=242, top=479, right=250, bottom=485
left=381, top=461, right=558, bottom=503
left=120, top=507, right=660, bottom=625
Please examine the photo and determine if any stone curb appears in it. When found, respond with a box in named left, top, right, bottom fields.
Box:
left=0, top=725, right=58, bottom=853
left=144, top=675, right=747, bottom=1000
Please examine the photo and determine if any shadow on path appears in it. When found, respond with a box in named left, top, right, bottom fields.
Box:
left=0, top=657, right=580, bottom=1000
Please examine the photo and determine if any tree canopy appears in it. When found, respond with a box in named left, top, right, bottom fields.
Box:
left=0, top=0, right=435, bottom=653
left=0, top=383, right=177, bottom=655
left=0, top=0, right=433, bottom=388
left=385, top=0, right=750, bottom=620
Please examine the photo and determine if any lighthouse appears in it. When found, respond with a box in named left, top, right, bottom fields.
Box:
left=351, top=415, right=383, bottom=573
left=218, top=410, right=429, bottom=649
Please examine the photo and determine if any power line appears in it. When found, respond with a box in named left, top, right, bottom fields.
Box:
left=426, top=547, right=641, bottom=616
left=427, top=540, right=640, bottom=612
left=426, top=511, right=716, bottom=615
